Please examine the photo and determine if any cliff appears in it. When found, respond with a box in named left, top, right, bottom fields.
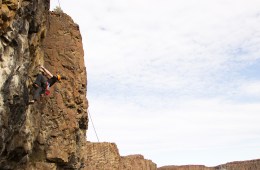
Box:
left=0, top=0, right=88, bottom=169
left=42, top=12, right=156, bottom=170
left=1, top=0, right=52, bottom=168
left=158, top=159, right=260, bottom=170
left=0, top=1, right=259, bottom=170
left=84, top=142, right=156, bottom=170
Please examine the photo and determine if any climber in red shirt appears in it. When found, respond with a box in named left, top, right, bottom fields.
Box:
left=29, top=65, right=61, bottom=104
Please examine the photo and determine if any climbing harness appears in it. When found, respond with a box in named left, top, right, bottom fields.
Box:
left=45, top=82, right=50, bottom=96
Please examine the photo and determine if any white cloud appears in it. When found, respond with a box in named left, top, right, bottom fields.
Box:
left=78, top=0, right=260, bottom=100
left=239, top=81, right=260, bottom=96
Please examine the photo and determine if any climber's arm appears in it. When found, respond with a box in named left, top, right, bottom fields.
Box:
left=40, top=66, right=53, bottom=78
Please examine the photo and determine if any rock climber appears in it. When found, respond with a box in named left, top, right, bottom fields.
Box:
left=29, top=65, right=61, bottom=104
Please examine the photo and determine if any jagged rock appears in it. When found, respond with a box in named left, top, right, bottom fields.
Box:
left=120, top=154, right=157, bottom=170
left=0, top=1, right=88, bottom=169
left=0, top=0, right=49, bottom=169
left=3, top=0, right=18, bottom=10
left=84, top=142, right=121, bottom=170
left=1, top=4, right=16, bottom=21
left=84, top=142, right=157, bottom=170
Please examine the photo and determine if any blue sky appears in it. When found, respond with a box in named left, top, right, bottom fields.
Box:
left=51, top=0, right=260, bottom=167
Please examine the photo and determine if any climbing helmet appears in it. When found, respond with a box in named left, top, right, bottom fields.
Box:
left=57, top=74, right=61, bottom=81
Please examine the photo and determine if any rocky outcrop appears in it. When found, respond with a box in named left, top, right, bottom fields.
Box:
left=84, top=142, right=157, bottom=170
left=83, top=142, right=121, bottom=170
left=158, top=159, right=260, bottom=170
left=120, top=154, right=157, bottom=170
left=0, top=0, right=50, bottom=169
left=0, top=1, right=88, bottom=169
left=29, top=12, right=88, bottom=169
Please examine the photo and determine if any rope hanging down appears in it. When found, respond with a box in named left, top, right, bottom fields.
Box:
left=58, top=0, right=61, bottom=8
left=88, top=109, right=100, bottom=142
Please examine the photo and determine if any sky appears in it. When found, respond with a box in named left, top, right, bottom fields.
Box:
left=50, top=0, right=260, bottom=167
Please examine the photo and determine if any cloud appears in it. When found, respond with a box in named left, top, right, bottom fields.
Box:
left=87, top=96, right=260, bottom=166
left=78, top=0, right=260, bottom=101
left=239, top=81, right=260, bottom=97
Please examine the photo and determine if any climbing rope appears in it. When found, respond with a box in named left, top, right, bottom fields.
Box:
left=87, top=109, right=100, bottom=142
left=58, top=0, right=61, bottom=8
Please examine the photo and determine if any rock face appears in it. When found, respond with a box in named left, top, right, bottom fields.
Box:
left=120, top=154, right=157, bottom=170
left=0, top=0, right=88, bottom=169
left=0, top=0, right=50, bottom=169
left=158, top=159, right=260, bottom=170
left=33, top=12, right=88, bottom=169
left=84, top=142, right=157, bottom=170
left=83, top=142, right=121, bottom=170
